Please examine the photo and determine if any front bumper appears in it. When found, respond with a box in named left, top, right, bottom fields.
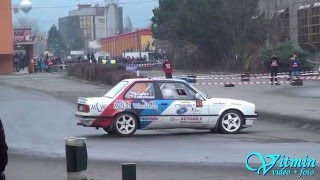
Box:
left=243, top=112, right=258, bottom=128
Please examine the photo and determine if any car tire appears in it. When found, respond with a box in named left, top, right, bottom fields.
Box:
left=113, top=113, right=138, bottom=137
left=103, top=127, right=115, bottom=135
left=218, top=110, right=243, bottom=134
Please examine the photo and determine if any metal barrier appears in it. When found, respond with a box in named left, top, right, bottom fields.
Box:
left=122, top=163, right=136, bottom=180
left=65, top=137, right=137, bottom=180
left=65, top=137, right=87, bottom=180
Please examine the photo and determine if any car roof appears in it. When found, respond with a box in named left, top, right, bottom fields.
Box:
left=122, top=78, right=187, bottom=83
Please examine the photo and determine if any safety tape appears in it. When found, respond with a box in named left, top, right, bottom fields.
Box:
left=192, top=77, right=320, bottom=85
left=187, top=74, right=320, bottom=80
left=153, top=73, right=320, bottom=80
left=193, top=81, right=290, bottom=85
left=186, top=72, right=318, bottom=78
left=182, top=71, right=316, bottom=78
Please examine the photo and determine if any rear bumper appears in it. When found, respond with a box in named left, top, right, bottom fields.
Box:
left=243, top=113, right=258, bottom=128
left=75, top=114, right=113, bottom=128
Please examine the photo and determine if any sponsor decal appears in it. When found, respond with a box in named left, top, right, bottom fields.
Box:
left=176, top=107, right=188, bottom=114
left=129, top=92, right=154, bottom=99
left=175, top=104, right=193, bottom=108
left=132, top=100, right=158, bottom=109
left=169, top=117, right=180, bottom=121
left=180, top=117, right=203, bottom=124
left=77, top=98, right=87, bottom=104
left=140, top=116, right=158, bottom=121
left=91, top=102, right=107, bottom=112
left=191, top=107, right=202, bottom=112
left=245, top=152, right=317, bottom=178
left=113, top=100, right=131, bottom=111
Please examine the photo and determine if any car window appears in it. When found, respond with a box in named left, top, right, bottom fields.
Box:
left=104, top=81, right=128, bottom=98
left=125, top=82, right=155, bottom=99
left=159, top=82, right=196, bottom=100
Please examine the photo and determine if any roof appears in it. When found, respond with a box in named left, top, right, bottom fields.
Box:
left=100, top=29, right=152, bottom=42
left=122, top=78, right=186, bottom=83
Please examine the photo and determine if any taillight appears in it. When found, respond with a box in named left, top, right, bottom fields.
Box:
left=78, top=104, right=90, bottom=113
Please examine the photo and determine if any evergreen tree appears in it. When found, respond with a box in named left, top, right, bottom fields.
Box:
left=47, top=24, right=66, bottom=57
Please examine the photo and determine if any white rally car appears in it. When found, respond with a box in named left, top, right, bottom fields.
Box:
left=75, top=78, right=258, bottom=136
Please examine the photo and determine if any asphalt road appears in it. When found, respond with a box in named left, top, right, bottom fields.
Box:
left=1, top=72, right=320, bottom=179
left=1, top=83, right=320, bottom=161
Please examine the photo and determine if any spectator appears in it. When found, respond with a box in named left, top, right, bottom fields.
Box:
left=90, top=52, right=96, bottom=63
left=269, top=55, right=280, bottom=85
left=13, top=53, right=20, bottom=72
left=291, top=53, right=301, bottom=79
left=287, top=55, right=294, bottom=81
left=0, top=118, right=8, bottom=180
left=162, top=59, right=173, bottom=78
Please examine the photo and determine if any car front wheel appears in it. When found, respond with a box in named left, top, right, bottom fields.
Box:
left=219, top=110, right=243, bottom=134
left=113, top=113, right=137, bottom=137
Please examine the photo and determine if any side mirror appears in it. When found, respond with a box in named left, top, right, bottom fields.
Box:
left=195, top=93, right=202, bottom=100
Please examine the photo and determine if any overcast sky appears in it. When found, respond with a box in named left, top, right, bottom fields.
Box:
left=12, top=0, right=158, bottom=33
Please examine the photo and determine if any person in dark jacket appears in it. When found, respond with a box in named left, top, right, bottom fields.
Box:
left=269, top=55, right=280, bottom=85
left=0, top=118, right=8, bottom=180
left=291, top=53, right=301, bottom=79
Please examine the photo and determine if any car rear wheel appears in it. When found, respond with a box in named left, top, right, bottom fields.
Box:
left=103, top=127, right=115, bottom=135
left=219, top=110, right=243, bottom=134
left=113, top=113, right=137, bottom=137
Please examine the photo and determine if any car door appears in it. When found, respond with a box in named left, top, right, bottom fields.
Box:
left=123, top=82, right=160, bottom=129
left=155, top=82, right=210, bottom=129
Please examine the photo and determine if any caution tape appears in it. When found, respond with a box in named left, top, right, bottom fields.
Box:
left=193, top=81, right=290, bottom=85
left=154, top=71, right=319, bottom=80
left=192, top=77, right=320, bottom=85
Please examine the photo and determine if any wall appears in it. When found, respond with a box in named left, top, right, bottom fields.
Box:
left=0, top=0, right=14, bottom=74
left=0, top=55, right=13, bottom=74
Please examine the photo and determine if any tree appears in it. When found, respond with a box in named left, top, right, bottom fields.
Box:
left=46, top=24, right=66, bottom=57
left=151, top=0, right=266, bottom=70
left=261, top=41, right=310, bottom=71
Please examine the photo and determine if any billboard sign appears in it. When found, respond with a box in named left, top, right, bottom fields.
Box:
left=14, top=28, right=32, bottom=43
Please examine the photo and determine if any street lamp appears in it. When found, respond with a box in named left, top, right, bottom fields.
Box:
left=20, top=0, right=32, bottom=13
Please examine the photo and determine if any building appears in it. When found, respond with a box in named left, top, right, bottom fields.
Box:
left=259, top=0, right=320, bottom=53
left=0, top=0, right=14, bottom=74
left=58, top=2, right=123, bottom=51
left=100, top=29, right=154, bottom=57
left=106, top=3, right=123, bottom=37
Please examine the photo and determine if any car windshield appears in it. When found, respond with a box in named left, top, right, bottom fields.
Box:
left=189, top=84, right=210, bottom=99
left=104, top=81, right=128, bottom=98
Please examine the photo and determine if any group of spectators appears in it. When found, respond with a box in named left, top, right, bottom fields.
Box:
left=13, top=53, right=27, bottom=72
left=33, top=55, right=62, bottom=73
left=269, top=53, right=302, bottom=85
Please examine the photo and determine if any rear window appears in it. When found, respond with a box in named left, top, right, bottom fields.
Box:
left=104, top=81, right=128, bottom=98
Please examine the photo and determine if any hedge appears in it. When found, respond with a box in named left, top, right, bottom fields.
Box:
left=66, top=63, right=137, bottom=85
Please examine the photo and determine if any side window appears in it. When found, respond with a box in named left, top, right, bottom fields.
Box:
left=159, top=83, right=196, bottom=100
left=125, top=83, right=155, bottom=99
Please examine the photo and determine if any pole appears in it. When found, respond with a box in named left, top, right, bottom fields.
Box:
left=122, top=163, right=136, bottom=180
left=65, top=137, right=88, bottom=180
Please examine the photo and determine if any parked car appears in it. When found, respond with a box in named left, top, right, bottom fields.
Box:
left=75, top=78, right=258, bottom=136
